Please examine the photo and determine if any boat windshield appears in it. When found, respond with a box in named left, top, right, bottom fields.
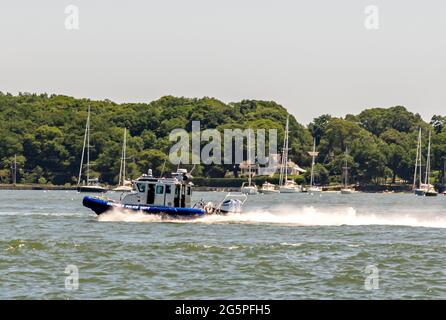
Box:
left=156, top=185, right=164, bottom=194
left=136, top=183, right=146, bottom=193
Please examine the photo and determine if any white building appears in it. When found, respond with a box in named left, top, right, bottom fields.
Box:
left=239, top=154, right=306, bottom=177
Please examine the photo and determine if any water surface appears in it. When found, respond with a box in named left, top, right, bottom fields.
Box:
left=1, top=190, right=445, bottom=299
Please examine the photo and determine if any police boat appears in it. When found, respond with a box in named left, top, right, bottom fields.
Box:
left=82, top=169, right=247, bottom=218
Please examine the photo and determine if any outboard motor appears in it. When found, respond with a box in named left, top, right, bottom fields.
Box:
left=219, top=199, right=243, bottom=214
left=194, top=193, right=247, bottom=215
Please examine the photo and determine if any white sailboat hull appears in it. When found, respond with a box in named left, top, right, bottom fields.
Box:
left=241, top=186, right=259, bottom=195
left=260, top=188, right=280, bottom=194
left=78, top=185, right=108, bottom=193
left=340, top=188, right=356, bottom=194
left=113, top=185, right=133, bottom=192
left=307, top=186, right=322, bottom=193
left=279, top=187, right=301, bottom=193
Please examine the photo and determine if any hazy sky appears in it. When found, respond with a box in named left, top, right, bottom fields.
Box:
left=1, top=0, right=445, bottom=124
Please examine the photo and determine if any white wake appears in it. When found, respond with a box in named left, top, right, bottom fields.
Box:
left=98, top=205, right=446, bottom=228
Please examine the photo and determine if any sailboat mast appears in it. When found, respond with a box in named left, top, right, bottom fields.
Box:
left=279, top=119, right=287, bottom=187
left=419, top=131, right=423, bottom=187
left=123, top=128, right=127, bottom=185
left=86, top=106, right=90, bottom=185
left=425, top=130, right=431, bottom=186
left=78, top=107, right=89, bottom=186
left=344, top=148, right=349, bottom=187
left=310, top=138, right=316, bottom=187
left=284, top=116, right=289, bottom=183
left=13, top=154, right=17, bottom=185
left=247, top=130, right=252, bottom=186
left=118, top=132, right=123, bottom=187
left=413, top=128, right=421, bottom=189
left=118, top=128, right=126, bottom=186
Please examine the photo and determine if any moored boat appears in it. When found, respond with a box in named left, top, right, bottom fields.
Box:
left=340, top=148, right=356, bottom=194
left=340, top=188, right=356, bottom=195
left=241, top=182, right=258, bottom=195
left=279, top=180, right=302, bottom=193
left=413, top=129, right=437, bottom=197
left=240, top=131, right=258, bottom=195
left=425, top=188, right=438, bottom=197
left=113, top=185, right=133, bottom=192
left=260, top=182, right=279, bottom=194
left=307, top=186, right=322, bottom=194
left=113, top=128, right=133, bottom=193
left=78, top=179, right=108, bottom=193
left=77, top=106, right=107, bottom=193
left=307, top=138, right=322, bottom=194
left=278, top=116, right=302, bottom=194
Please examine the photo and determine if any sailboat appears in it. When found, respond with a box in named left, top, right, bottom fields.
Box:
left=77, top=106, right=108, bottom=193
left=279, top=116, right=302, bottom=193
left=424, top=131, right=438, bottom=196
left=113, top=128, right=133, bottom=192
left=307, top=138, right=322, bottom=194
left=413, top=128, right=425, bottom=196
left=340, top=148, right=355, bottom=194
left=414, top=130, right=437, bottom=196
left=240, top=130, right=258, bottom=195
left=260, top=181, right=279, bottom=194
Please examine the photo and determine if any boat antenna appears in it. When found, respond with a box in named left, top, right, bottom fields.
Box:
left=190, top=163, right=196, bottom=175
left=160, top=159, right=167, bottom=177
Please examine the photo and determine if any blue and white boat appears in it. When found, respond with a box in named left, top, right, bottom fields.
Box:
left=83, top=169, right=246, bottom=218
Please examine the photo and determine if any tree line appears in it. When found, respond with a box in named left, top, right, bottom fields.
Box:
left=1, top=91, right=445, bottom=187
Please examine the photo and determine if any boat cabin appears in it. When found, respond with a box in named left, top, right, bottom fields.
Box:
left=121, top=169, right=193, bottom=208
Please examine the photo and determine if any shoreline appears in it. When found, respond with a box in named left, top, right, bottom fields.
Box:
left=0, top=184, right=78, bottom=191
left=0, top=184, right=414, bottom=193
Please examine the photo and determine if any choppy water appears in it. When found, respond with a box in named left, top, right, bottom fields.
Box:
left=1, top=190, right=446, bottom=299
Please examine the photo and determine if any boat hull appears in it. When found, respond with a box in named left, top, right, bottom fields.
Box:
left=241, top=187, right=258, bottom=195
left=260, top=189, right=280, bottom=194
left=413, top=189, right=424, bottom=196
left=279, top=188, right=300, bottom=193
left=413, top=189, right=438, bottom=196
left=307, top=187, right=322, bottom=194
left=112, top=186, right=133, bottom=192
left=78, top=186, right=108, bottom=193
left=83, top=196, right=206, bottom=217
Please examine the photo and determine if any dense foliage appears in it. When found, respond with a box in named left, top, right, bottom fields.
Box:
left=0, top=92, right=445, bottom=186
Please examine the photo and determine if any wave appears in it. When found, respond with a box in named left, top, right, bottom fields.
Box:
left=0, top=211, right=87, bottom=217
left=98, top=205, right=446, bottom=228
